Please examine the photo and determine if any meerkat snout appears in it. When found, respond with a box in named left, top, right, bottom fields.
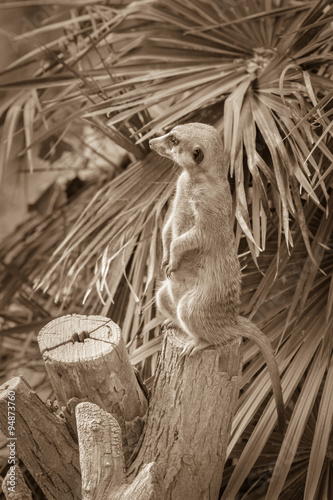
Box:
left=149, top=134, right=173, bottom=160
left=148, top=137, right=159, bottom=150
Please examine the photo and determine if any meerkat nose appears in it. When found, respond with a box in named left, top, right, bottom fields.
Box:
left=149, top=138, right=157, bottom=150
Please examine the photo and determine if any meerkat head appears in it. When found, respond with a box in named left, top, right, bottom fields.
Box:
left=149, top=123, right=226, bottom=177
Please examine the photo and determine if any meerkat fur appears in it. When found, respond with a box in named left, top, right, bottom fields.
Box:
left=149, top=122, right=285, bottom=432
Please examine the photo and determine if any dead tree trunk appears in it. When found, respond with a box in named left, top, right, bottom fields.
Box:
left=128, top=328, right=242, bottom=499
left=0, top=315, right=241, bottom=499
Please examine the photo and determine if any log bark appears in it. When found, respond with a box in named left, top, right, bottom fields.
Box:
left=75, top=402, right=164, bottom=499
left=37, top=314, right=148, bottom=465
left=2, top=465, right=32, bottom=500
left=1, top=316, right=241, bottom=499
left=128, top=328, right=242, bottom=499
left=0, top=376, right=81, bottom=500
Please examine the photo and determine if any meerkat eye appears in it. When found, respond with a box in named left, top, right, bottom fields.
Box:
left=169, top=134, right=178, bottom=145
left=193, top=148, right=204, bottom=164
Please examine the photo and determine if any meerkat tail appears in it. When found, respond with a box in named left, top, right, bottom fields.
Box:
left=238, top=316, right=285, bottom=434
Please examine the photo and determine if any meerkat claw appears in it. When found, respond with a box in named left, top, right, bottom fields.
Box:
left=166, top=265, right=175, bottom=278
left=180, top=344, right=194, bottom=357
left=161, top=258, right=169, bottom=269
left=161, top=319, right=179, bottom=332
left=181, top=340, right=211, bottom=357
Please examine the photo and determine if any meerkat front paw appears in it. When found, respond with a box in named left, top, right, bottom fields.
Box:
left=166, top=262, right=178, bottom=278
left=166, top=266, right=173, bottom=278
left=161, top=256, right=169, bottom=270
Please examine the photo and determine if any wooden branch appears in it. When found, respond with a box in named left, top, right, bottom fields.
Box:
left=76, top=402, right=164, bottom=500
left=38, top=314, right=148, bottom=465
left=0, top=376, right=81, bottom=500
left=76, top=402, right=125, bottom=499
left=2, top=465, right=32, bottom=500
left=128, top=328, right=242, bottom=499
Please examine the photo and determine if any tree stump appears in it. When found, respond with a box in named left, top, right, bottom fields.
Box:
left=71, top=327, right=242, bottom=499
left=1, top=315, right=242, bottom=499
left=37, top=314, right=148, bottom=465
left=129, top=328, right=242, bottom=499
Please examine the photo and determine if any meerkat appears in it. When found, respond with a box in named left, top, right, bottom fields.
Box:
left=149, top=123, right=285, bottom=432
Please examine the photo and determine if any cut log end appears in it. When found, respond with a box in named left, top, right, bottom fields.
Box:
left=37, top=314, right=148, bottom=466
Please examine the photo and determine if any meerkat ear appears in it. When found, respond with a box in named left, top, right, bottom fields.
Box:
left=193, top=147, right=204, bottom=164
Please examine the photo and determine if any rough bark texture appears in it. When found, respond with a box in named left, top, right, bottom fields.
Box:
left=76, top=402, right=164, bottom=500
left=129, top=328, right=242, bottom=499
left=76, top=402, right=126, bottom=500
left=1, top=316, right=241, bottom=499
left=0, top=376, right=81, bottom=500
left=114, top=463, right=164, bottom=500
left=2, top=465, right=32, bottom=500
left=38, top=314, right=148, bottom=465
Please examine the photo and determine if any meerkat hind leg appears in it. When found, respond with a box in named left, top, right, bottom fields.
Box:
left=177, top=294, right=213, bottom=356
left=157, top=282, right=181, bottom=330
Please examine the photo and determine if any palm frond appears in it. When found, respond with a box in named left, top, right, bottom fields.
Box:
left=0, top=1, right=332, bottom=498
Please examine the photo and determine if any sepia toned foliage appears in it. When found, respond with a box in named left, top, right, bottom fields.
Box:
left=0, top=1, right=332, bottom=498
